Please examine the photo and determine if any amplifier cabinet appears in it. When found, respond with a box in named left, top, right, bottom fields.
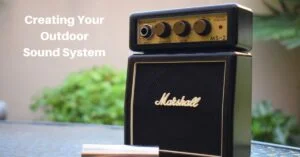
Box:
left=124, top=52, right=252, bottom=157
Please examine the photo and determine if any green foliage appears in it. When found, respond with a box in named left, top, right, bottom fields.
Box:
left=252, top=101, right=300, bottom=145
left=30, top=66, right=126, bottom=125
left=254, top=0, right=300, bottom=49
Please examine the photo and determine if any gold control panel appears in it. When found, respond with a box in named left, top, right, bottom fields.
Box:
left=137, top=13, right=228, bottom=45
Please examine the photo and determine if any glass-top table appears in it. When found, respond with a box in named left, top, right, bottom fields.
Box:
left=0, top=121, right=299, bottom=157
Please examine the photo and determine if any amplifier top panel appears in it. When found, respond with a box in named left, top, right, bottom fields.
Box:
left=129, top=4, right=253, bottom=53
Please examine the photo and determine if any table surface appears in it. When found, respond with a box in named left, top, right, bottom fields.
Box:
left=0, top=121, right=300, bottom=157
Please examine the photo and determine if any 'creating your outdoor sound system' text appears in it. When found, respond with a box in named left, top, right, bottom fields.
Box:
left=23, top=15, right=106, bottom=59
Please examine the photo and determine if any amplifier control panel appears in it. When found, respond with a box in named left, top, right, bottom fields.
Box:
left=129, top=4, right=253, bottom=53
left=137, top=13, right=228, bottom=45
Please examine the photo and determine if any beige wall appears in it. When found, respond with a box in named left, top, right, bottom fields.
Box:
left=0, top=0, right=299, bottom=121
left=253, top=40, right=300, bottom=120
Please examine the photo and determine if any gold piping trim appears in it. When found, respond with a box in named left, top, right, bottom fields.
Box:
left=129, top=60, right=226, bottom=157
left=160, top=149, right=220, bottom=157
left=130, top=62, right=137, bottom=143
left=221, top=61, right=227, bottom=156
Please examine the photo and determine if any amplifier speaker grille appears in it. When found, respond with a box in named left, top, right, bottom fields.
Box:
left=125, top=53, right=252, bottom=157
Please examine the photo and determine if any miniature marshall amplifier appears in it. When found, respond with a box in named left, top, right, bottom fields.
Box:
left=125, top=4, right=253, bottom=157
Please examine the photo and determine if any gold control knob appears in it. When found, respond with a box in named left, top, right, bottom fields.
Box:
left=173, top=20, right=191, bottom=37
left=193, top=19, right=211, bottom=36
left=154, top=22, right=171, bottom=38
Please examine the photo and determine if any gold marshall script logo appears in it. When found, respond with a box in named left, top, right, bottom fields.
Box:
left=154, top=92, right=202, bottom=108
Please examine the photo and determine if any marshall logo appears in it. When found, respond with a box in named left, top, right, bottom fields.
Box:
left=154, top=92, right=202, bottom=108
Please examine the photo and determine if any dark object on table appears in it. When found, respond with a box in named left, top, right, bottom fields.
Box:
left=0, top=100, right=7, bottom=120
left=0, top=121, right=300, bottom=157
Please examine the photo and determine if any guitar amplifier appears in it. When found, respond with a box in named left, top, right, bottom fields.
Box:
left=125, top=4, right=253, bottom=157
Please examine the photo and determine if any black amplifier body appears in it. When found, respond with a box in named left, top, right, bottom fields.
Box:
left=125, top=4, right=252, bottom=157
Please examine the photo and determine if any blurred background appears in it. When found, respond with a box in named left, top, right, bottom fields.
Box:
left=0, top=0, right=299, bottom=146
